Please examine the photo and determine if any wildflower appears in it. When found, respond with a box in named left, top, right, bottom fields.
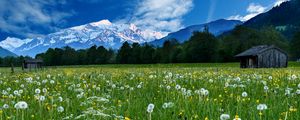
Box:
left=263, top=86, right=269, bottom=92
left=13, top=90, right=19, bottom=95
left=291, top=75, right=297, bottom=80
left=50, top=80, right=55, bottom=84
left=200, top=88, right=209, bottom=96
left=36, top=82, right=41, bottom=86
left=18, top=90, right=23, bottom=94
left=233, top=114, right=241, bottom=120
left=42, top=80, right=48, bottom=84
left=3, top=104, right=9, bottom=109
left=285, top=89, right=291, bottom=96
left=39, top=96, right=46, bottom=101
left=235, top=77, right=241, bottom=82
left=112, top=84, right=116, bottom=88
left=57, top=106, right=64, bottom=112
left=42, top=88, right=47, bottom=93
left=261, top=81, right=267, bottom=86
left=195, top=90, right=201, bottom=95
left=120, top=87, right=125, bottom=90
left=130, top=87, right=134, bottom=91
left=147, top=103, right=155, bottom=113
left=137, top=84, right=142, bottom=88
left=296, top=89, right=300, bottom=95
left=166, top=86, right=171, bottom=90
left=175, top=85, right=181, bottom=90
left=14, top=101, right=28, bottom=109
left=289, top=106, right=297, bottom=112
left=268, top=76, right=272, bottom=80
left=242, top=92, right=248, bottom=97
left=225, top=83, right=229, bottom=87
left=220, top=114, right=230, bottom=120
left=257, top=104, right=268, bottom=111
left=162, top=102, right=174, bottom=109
left=35, top=89, right=41, bottom=94
left=125, top=117, right=131, bottom=120
left=47, top=74, right=51, bottom=78
left=77, top=93, right=84, bottom=98
left=7, top=87, right=11, bottom=91
left=58, top=97, right=63, bottom=102
left=96, top=87, right=101, bottom=91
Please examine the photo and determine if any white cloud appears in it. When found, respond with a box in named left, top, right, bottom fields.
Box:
left=118, top=0, right=194, bottom=36
left=228, top=3, right=266, bottom=21
left=228, top=0, right=290, bottom=22
left=274, top=0, right=289, bottom=7
left=0, top=0, right=72, bottom=38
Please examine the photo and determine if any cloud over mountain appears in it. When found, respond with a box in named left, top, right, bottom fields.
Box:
left=120, top=0, right=194, bottom=36
left=228, top=3, right=266, bottom=21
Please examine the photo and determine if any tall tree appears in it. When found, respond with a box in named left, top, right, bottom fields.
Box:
left=290, top=31, right=300, bottom=60
left=87, top=45, right=98, bottom=64
left=116, top=42, right=132, bottom=64
left=185, top=31, right=219, bottom=63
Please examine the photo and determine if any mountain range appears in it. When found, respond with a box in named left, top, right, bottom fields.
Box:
left=0, top=19, right=241, bottom=57
left=149, top=19, right=242, bottom=46
left=0, top=20, right=164, bottom=57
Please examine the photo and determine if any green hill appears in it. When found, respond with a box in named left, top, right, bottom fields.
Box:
left=244, top=0, right=300, bottom=39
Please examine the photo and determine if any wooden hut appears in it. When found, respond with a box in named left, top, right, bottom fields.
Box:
left=235, top=45, right=288, bottom=68
left=23, top=59, right=44, bottom=70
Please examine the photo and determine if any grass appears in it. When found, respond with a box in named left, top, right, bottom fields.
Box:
left=0, top=62, right=300, bottom=119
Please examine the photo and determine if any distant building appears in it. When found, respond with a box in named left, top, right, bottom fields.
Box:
left=23, top=59, right=44, bottom=70
left=235, top=45, right=288, bottom=68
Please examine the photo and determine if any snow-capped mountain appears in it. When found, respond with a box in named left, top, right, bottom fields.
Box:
left=0, top=20, right=164, bottom=57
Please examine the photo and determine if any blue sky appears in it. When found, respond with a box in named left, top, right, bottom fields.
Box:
left=0, top=0, right=288, bottom=40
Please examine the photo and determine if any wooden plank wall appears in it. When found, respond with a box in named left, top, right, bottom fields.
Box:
left=258, top=49, right=287, bottom=68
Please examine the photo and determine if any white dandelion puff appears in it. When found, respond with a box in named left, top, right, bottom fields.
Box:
left=147, top=103, right=155, bottom=113
left=175, top=85, right=181, bottom=90
left=39, top=96, right=46, bottom=101
left=162, top=102, right=174, bottom=109
left=257, top=104, right=268, bottom=111
left=242, top=92, right=248, bottom=97
left=14, top=101, right=28, bottom=109
left=3, top=104, right=9, bottom=109
left=57, top=106, right=64, bottom=112
left=35, top=88, right=41, bottom=94
left=220, top=114, right=230, bottom=120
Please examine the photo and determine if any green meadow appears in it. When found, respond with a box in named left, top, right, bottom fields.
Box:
left=0, top=62, right=300, bottom=120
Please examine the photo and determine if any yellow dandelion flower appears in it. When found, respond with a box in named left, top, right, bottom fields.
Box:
left=125, top=117, right=131, bottom=120
left=259, top=112, right=263, bottom=116
left=205, top=116, right=209, bottom=120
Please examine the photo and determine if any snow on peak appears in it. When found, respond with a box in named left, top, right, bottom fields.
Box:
left=90, top=19, right=112, bottom=26
left=70, top=25, right=85, bottom=31
left=129, top=24, right=138, bottom=32
left=0, top=37, right=32, bottom=51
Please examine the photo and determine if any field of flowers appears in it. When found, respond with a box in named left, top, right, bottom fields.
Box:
left=1, top=63, right=300, bottom=120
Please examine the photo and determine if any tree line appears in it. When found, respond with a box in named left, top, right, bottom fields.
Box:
left=0, top=56, right=31, bottom=67
left=1, top=25, right=300, bottom=66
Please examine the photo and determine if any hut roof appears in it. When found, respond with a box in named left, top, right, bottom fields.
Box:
left=235, top=45, right=287, bottom=57
left=24, top=59, right=43, bottom=63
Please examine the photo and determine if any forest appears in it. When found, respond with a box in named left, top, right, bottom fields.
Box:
left=1, top=25, right=300, bottom=66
